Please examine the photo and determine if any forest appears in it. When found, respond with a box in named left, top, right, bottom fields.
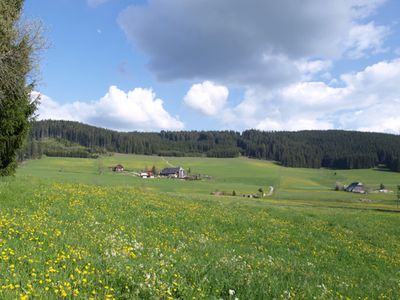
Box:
left=23, top=120, right=400, bottom=171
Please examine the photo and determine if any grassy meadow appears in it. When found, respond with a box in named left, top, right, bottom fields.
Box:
left=0, top=154, right=399, bottom=299
left=17, top=154, right=400, bottom=210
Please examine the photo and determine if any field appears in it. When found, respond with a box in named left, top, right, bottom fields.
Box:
left=0, top=155, right=399, bottom=299
left=17, top=154, right=400, bottom=210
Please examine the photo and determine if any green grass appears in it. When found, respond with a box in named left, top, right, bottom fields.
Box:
left=0, top=155, right=399, bottom=299
left=17, top=154, right=400, bottom=210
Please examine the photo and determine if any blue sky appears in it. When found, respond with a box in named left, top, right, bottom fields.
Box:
left=25, top=0, right=400, bottom=133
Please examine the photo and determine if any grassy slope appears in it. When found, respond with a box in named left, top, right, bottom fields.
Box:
left=1, top=178, right=400, bottom=299
left=17, top=154, right=400, bottom=210
left=0, top=155, right=399, bottom=299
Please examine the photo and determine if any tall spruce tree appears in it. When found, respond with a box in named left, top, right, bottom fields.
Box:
left=0, top=0, right=39, bottom=176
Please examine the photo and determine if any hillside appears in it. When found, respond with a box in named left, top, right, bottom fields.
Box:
left=2, top=154, right=399, bottom=299
left=26, top=120, right=400, bottom=171
left=17, top=154, right=400, bottom=210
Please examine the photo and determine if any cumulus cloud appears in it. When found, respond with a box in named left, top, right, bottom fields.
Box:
left=341, top=59, right=400, bottom=93
left=295, top=60, right=333, bottom=78
left=222, top=59, right=400, bottom=133
left=119, top=0, right=388, bottom=86
left=184, top=81, right=229, bottom=116
left=345, top=22, right=389, bottom=58
left=339, top=103, right=400, bottom=133
left=256, top=118, right=334, bottom=131
left=35, top=86, right=184, bottom=131
left=221, top=85, right=340, bottom=131
left=34, top=93, right=85, bottom=122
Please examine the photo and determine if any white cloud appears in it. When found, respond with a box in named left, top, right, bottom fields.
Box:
left=221, top=86, right=338, bottom=131
left=345, top=22, right=389, bottom=58
left=281, top=82, right=345, bottom=106
left=36, top=86, right=184, bottom=131
left=222, top=58, right=400, bottom=133
left=337, top=59, right=400, bottom=133
left=295, top=60, right=333, bottom=79
left=339, top=103, right=400, bottom=133
left=184, top=81, right=229, bottom=116
left=341, top=59, right=400, bottom=93
left=32, top=92, right=82, bottom=121
left=256, top=118, right=333, bottom=131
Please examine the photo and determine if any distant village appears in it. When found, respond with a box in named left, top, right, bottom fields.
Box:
left=111, top=164, right=394, bottom=196
left=111, top=164, right=210, bottom=180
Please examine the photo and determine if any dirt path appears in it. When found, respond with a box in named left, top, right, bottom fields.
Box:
left=161, top=156, right=175, bottom=167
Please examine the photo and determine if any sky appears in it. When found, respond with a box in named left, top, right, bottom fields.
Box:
left=24, top=0, right=400, bottom=133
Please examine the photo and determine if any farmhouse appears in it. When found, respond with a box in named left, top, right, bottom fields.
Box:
left=345, top=182, right=366, bottom=194
left=113, top=164, right=124, bottom=172
left=160, top=167, right=185, bottom=178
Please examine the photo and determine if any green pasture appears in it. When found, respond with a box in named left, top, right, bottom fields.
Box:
left=0, top=155, right=399, bottom=298
left=17, top=154, right=400, bottom=211
left=0, top=173, right=399, bottom=299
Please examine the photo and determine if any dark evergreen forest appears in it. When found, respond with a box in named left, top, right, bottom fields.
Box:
left=24, top=120, right=400, bottom=171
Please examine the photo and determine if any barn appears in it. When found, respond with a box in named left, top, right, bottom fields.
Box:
left=160, top=167, right=185, bottom=178
left=345, top=182, right=366, bottom=194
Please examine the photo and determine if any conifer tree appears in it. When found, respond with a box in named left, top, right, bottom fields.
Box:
left=0, top=0, right=40, bottom=175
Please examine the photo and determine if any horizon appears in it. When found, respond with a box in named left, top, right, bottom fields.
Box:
left=25, top=0, right=400, bottom=134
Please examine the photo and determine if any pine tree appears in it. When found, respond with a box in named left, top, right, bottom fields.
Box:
left=0, top=0, right=40, bottom=175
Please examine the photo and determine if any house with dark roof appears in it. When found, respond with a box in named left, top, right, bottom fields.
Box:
left=112, top=164, right=124, bottom=172
left=345, top=182, right=366, bottom=194
left=160, top=167, right=185, bottom=178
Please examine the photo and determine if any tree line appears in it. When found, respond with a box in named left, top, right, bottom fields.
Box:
left=20, top=137, right=107, bottom=159
left=24, top=120, right=400, bottom=171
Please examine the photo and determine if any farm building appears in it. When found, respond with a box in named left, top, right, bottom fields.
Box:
left=345, top=182, right=366, bottom=194
left=160, top=167, right=185, bottom=178
left=140, top=171, right=154, bottom=179
left=113, top=164, right=124, bottom=172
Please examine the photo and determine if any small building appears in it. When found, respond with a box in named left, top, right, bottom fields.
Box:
left=113, top=164, right=124, bottom=172
left=345, top=182, right=366, bottom=194
left=140, top=171, right=154, bottom=179
left=160, top=167, right=185, bottom=178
